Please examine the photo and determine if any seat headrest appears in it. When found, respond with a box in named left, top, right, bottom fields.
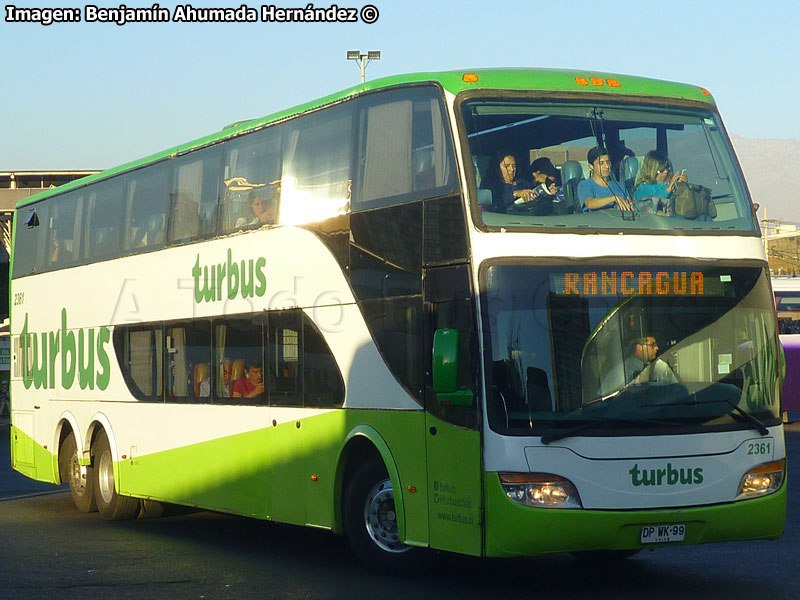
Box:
left=413, top=149, right=433, bottom=174
left=562, top=160, right=584, bottom=183
left=622, top=156, right=639, bottom=182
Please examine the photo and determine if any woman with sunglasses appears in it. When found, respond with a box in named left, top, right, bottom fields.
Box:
left=633, top=150, right=688, bottom=203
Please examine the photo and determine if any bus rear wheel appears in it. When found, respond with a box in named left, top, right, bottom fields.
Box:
left=343, top=457, right=428, bottom=573
left=59, top=431, right=97, bottom=513
left=92, top=430, right=140, bottom=520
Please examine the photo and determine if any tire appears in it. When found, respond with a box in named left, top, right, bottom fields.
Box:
left=58, top=431, right=97, bottom=513
left=139, top=499, right=166, bottom=519
left=92, top=430, right=140, bottom=520
left=343, top=457, right=429, bottom=573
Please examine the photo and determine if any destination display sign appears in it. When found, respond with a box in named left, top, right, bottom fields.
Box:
left=551, top=270, right=730, bottom=297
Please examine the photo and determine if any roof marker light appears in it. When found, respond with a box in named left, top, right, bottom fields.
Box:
left=463, top=73, right=479, bottom=83
left=607, top=79, right=621, bottom=87
left=700, top=87, right=712, bottom=96
left=575, top=77, right=590, bottom=86
left=590, top=77, right=604, bottom=86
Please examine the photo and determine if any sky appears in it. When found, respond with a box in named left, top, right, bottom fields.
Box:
left=1, top=0, right=799, bottom=171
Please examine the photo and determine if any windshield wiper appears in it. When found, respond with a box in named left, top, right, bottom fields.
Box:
left=541, top=416, right=674, bottom=445
left=654, top=397, right=770, bottom=435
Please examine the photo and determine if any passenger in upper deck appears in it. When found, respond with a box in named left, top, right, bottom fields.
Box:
left=530, top=157, right=559, bottom=189
left=236, top=190, right=278, bottom=229
left=633, top=150, right=688, bottom=203
left=482, top=151, right=535, bottom=212
left=577, top=146, right=634, bottom=212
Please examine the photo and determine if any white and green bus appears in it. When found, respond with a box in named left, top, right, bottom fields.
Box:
left=9, top=69, right=785, bottom=571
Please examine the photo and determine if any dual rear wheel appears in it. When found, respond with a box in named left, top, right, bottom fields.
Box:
left=59, top=429, right=139, bottom=520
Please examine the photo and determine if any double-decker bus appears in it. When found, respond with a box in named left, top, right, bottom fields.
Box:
left=9, top=69, right=785, bottom=571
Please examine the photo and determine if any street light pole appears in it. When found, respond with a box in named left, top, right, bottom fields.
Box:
left=347, top=50, right=381, bottom=83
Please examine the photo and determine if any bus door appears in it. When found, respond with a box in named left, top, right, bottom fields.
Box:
left=424, top=265, right=483, bottom=556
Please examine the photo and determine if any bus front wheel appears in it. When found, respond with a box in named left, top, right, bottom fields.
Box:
left=59, top=431, right=97, bottom=513
left=343, top=457, right=428, bottom=573
left=92, top=430, right=140, bottom=520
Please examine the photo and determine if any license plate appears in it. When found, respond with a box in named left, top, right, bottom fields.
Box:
left=640, top=523, right=686, bottom=544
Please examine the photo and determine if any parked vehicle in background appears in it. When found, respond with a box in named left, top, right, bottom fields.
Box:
left=772, top=276, right=800, bottom=419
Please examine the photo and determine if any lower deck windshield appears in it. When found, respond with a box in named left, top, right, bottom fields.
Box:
left=483, top=264, right=781, bottom=435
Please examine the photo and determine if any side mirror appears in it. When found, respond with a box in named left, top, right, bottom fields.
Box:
left=432, top=329, right=473, bottom=407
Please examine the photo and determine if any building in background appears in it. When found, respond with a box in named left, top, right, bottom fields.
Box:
left=763, top=220, right=800, bottom=276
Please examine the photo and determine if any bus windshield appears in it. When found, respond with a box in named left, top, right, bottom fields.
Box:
left=483, top=263, right=782, bottom=436
left=461, top=98, right=756, bottom=232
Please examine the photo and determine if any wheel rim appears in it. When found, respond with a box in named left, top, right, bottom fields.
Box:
left=68, top=451, right=86, bottom=495
left=363, top=477, right=408, bottom=553
left=97, top=450, right=115, bottom=504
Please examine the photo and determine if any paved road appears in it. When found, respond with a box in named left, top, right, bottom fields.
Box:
left=2, top=420, right=799, bottom=600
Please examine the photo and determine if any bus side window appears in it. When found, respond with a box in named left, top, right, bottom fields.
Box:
left=214, top=317, right=265, bottom=405
left=114, top=325, right=164, bottom=402
left=281, top=104, right=352, bottom=225
left=165, top=320, right=211, bottom=403
left=83, top=177, right=124, bottom=261
left=12, top=204, right=47, bottom=277
left=46, top=191, right=82, bottom=269
left=302, top=314, right=345, bottom=408
left=352, top=86, right=455, bottom=211
left=268, top=310, right=302, bottom=406
left=168, top=145, right=222, bottom=244
left=220, top=126, right=282, bottom=235
left=123, top=163, right=168, bottom=253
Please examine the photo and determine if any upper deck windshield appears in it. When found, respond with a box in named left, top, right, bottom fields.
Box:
left=483, top=263, right=782, bottom=437
left=461, top=97, right=756, bottom=232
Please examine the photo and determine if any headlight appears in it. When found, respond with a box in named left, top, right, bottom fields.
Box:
left=499, top=473, right=582, bottom=509
left=735, top=459, right=785, bottom=501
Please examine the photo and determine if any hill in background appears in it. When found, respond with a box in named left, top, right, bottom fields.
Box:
left=731, top=134, right=800, bottom=224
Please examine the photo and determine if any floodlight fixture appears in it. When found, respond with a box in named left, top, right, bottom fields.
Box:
left=346, top=50, right=381, bottom=83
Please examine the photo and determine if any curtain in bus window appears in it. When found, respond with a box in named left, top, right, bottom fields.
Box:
left=280, top=106, right=352, bottom=225
left=430, top=98, right=452, bottom=188
left=170, top=158, right=207, bottom=242
left=173, top=159, right=202, bottom=241
left=214, top=324, right=229, bottom=399
left=166, top=327, right=188, bottom=399
left=126, top=328, right=163, bottom=401
left=165, top=321, right=212, bottom=402
left=360, top=100, right=413, bottom=203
